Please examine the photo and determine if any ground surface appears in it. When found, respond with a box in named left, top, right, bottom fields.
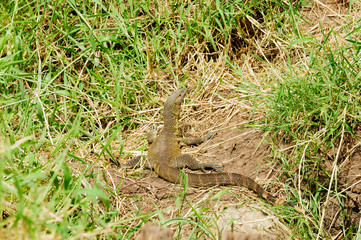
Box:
left=110, top=99, right=361, bottom=237
left=111, top=111, right=292, bottom=239
left=2, top=0, right=360, bottom=239
left=105, top=1, right=361, bottom=238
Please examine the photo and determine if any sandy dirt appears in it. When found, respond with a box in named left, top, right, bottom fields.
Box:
left=77, top=0, right=360, bottom=238
left=98, top=109, right=293, bottom=239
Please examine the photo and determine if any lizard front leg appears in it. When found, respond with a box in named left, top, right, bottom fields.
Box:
left=147, top=125, right=158, bottom=144
left=170, top=154, right=223, bottom=172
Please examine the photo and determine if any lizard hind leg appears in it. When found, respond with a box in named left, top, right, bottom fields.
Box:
left=122, top=155, right=153, bottom=169
left=180, top=131, right=216, bottom=146
left=170, top=154, right=223, bottom=172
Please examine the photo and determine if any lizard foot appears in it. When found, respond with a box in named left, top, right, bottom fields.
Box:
left=203, top=131, right=216, bottom=140
left=200, top=163, right=224, bottom=173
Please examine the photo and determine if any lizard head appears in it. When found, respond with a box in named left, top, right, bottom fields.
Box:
left=164, top=88, right=187, bottom=121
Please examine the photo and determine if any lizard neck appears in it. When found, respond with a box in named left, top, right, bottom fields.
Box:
left=161, top=88, right=186, bottom=136
left=163, top=106, right=179, bottom=135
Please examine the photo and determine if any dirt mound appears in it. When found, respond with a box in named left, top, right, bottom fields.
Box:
left=322, top=129, right=361, bottom=235
left=100, top=110, right=292, bottom=238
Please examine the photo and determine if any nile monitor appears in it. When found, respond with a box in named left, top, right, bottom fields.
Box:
left=124, top=88, right=287, bottom=205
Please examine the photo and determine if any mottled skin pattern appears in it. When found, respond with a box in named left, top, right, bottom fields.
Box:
left=125, top=88, right=282, bottom=204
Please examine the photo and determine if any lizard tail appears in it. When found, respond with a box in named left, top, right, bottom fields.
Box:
left=154, top=162, right=277, bottom=204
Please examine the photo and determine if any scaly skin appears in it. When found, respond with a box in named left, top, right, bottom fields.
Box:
left=126, top=88, right=289, bottom=205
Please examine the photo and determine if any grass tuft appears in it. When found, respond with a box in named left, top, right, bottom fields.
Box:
left=1, top=0, right=361, bottom=238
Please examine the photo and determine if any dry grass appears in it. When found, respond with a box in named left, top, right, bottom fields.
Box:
left=1, top=0, right=361, bottom=239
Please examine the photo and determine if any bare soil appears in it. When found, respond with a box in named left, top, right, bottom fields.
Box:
left=322, top=129, right=361, bottom=235
left=79, top=0, right=361, bottom=238
left=105, top=112, right=291, bottom=239
left=299, top=0, right=361, bottom=235
left=106, top=99, right=361, bottom=238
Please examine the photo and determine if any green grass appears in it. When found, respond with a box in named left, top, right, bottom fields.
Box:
left=264, top=33, right=361, bottom=239
left=1, top=0, right=361, bottom=239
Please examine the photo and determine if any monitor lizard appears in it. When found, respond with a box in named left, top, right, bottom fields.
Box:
left=124, top=88, right=288, bottom=205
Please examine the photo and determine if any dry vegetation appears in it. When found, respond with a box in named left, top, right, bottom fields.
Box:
left=1, top=0, right=361, bottom=239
